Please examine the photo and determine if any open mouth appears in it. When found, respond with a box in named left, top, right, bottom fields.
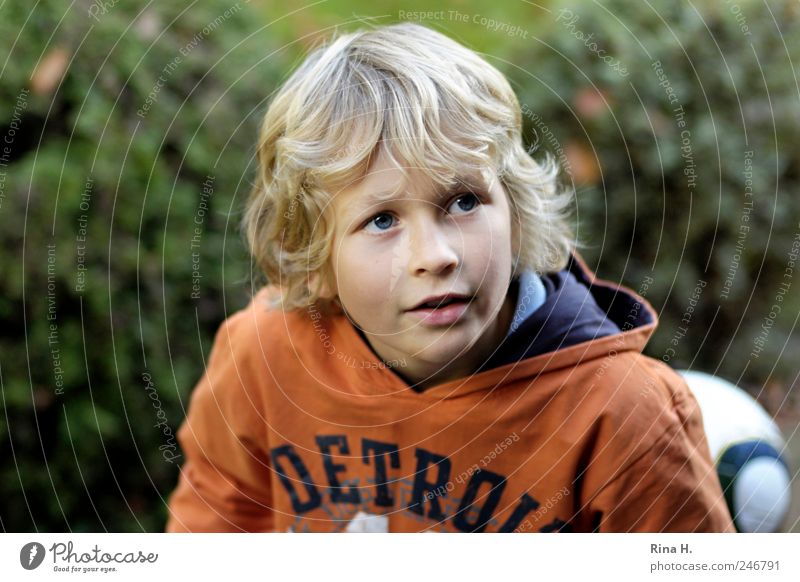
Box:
left=409, top=295, right=473, bottom=311
left=405, top=295, right=474, bottom=325
left=413, top=296, right=471, bottom=310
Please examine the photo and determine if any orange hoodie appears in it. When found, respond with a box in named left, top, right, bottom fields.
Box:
left=166, top=254, right=735, bottom=533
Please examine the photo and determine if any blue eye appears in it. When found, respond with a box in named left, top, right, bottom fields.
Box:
left=448, top=193, right=480, bottom=214
left=365, top=213, right=396, bottom=232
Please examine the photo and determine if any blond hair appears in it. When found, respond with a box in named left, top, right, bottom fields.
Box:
left=243, top=22, right=574, bottom=311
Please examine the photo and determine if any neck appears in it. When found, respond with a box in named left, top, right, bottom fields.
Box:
left=403, top=280, right=519, bottom=392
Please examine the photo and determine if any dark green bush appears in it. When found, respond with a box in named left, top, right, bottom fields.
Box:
left=511, top=0, right=800, bottom=401
left=0, top=0, right=287, bottom=531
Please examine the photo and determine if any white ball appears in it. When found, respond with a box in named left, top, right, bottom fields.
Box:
left=678, top=370, right=791, bottom=533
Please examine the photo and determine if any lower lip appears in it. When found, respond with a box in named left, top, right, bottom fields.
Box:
left=405, top=301, right=471, bottom=326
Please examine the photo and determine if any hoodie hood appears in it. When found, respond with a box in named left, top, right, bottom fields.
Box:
left=483, top=253, right=649, bottom=370
left=282, top=252, right=659, bottom=398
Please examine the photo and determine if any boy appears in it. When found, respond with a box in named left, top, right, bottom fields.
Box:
left=166, top=23, right=735, bottom=533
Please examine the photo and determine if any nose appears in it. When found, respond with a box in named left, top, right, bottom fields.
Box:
left=405, top=217, right=459, bottom=276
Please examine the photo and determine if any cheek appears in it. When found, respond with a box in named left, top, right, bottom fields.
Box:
left=466, top=215, right=513, bottom=279
left=333, top=240, right=395, bottom=307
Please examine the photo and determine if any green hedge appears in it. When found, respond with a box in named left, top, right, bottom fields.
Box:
left=0, top=1, right=287, bottom=531
left=511, top=0, right=800, bottom=397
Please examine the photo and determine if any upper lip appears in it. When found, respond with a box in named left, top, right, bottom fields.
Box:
left=407, top=293, right=474, bottom=311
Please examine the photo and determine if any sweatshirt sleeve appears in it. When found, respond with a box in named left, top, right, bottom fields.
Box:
left=587, top=365, right=736, bottom=533
left=165, top=309, right=275, bottom=532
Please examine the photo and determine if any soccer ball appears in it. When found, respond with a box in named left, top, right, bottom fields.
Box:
left=678, top=370, right=792, bottom=532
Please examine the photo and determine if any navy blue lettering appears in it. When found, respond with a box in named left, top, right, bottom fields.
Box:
left=539, top=517, right=572, bottom=532
left=362, top=438, right=400, bottom=507
left=453, top=469, right=507, bottom=532
left=407, top=448, right=451, bottom=522
left=270, top=444, right=322, bottom=514
left=315, top=435, right=360, bottom=503
left=497, top=492, right=540, bottom=532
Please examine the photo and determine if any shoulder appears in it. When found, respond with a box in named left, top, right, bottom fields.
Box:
left=554, top=352, right=714, bottom=505
left=211, top=286, right=309, bottom=358
left=573, top=355, right=733, bottom=531
left=194, top=287, right=314, bottom=400
left=184, top=287, right=324, bottom=427
left=573, top=351, right=700, bottom=459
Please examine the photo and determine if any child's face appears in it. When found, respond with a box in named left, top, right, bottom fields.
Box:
left=325, top=149, right=517, bottom=388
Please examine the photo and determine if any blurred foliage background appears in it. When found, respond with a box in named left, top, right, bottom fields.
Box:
left=1, top=0, right=798, bottom=531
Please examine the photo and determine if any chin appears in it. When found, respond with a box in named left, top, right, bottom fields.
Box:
left=412, top=335, right=480, bottom=368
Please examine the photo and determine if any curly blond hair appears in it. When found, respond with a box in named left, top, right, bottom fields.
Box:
left=243, top=22, right=574, bottom=312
